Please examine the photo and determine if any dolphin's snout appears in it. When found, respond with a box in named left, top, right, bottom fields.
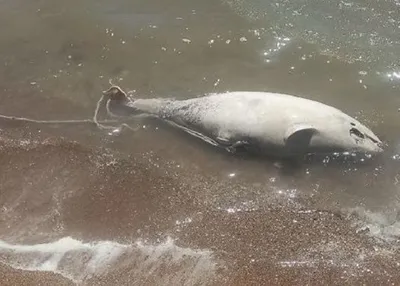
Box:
left=349, top=125, right=384, bottom=154
left=374, top=143, right=384, bottom=154
left=365, top=134, right=385, bottom=154
left=377, top=141, right=385, bottom=150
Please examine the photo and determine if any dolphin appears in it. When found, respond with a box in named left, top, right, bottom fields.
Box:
left=102, top=86, right=384, bottom=159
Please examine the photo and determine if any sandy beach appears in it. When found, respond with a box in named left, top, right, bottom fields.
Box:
left=0, top=0, right=400, bottom=285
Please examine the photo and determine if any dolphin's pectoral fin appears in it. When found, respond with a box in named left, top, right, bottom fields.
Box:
left=216, top=136, right=232, bottom=145
left=284, top=124, right=318, bottom=153
left=225, top=140, right=251, bottom=154
left=166, top=120, right=220, bottom=147
left=214, top=136, right=250, bottom=153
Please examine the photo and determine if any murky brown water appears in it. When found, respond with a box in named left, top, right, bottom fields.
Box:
left=1, top=0, right=400, bottom=285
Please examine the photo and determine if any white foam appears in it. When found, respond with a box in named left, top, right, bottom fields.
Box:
left=133, top=237, right=217, bottom=285
left=0, top=237, right=127, bottom=283
left=348, top=206, right=400, bottom=242
left=0, top=236, right=218, bottom=284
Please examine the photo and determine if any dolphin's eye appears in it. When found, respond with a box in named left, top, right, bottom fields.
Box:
left=350, top=128, right=365, bottom=139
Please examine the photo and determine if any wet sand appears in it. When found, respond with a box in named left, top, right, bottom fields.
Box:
left=1, top=123, right=400, bottom=285
left=1, top=0, right=400, bottom=285
left=0, top=264, right=73, bottom=286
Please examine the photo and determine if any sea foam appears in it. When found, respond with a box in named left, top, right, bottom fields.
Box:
left=0, top=236, right=218, bottom=284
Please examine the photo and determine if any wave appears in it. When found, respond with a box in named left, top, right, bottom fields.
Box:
left=0, top=236, right=218, bottom=285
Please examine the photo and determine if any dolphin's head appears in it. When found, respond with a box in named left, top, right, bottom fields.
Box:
left=347, top=121, right=384, bottom=154
left=285, top=116, right=384, bottom=156
left=309, top=117, right=384, bottom=155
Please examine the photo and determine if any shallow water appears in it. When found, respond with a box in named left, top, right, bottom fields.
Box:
left=1, top=0, right=400, bottom=285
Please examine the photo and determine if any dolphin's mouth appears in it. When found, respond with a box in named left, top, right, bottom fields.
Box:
left=364, top=133, right=385, bottom=152
left=364, top=133, right=380, bottom=144
left=375, top=141, right=385, bottom=151
left=364, top=134, right=385, bottom=153
left=349, top=126, right=384, bottom=153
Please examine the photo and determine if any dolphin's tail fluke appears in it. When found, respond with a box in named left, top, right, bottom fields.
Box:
left=92, top=82, right=142, bottom=131
left=98, top=81, right=175, bottom=128
left=94, top=81, right=159, bottom=132
left=102, top=85, right=131, bottom=105
left=101, top=84, right=140, bottom=118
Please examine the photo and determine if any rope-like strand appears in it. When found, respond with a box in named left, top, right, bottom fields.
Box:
left=0, top=81, right=139, bottom=133
left=0, top=114, right=96, bottom=124
left=0, top=96, right=115, bottom=125
left=92, top=95, right=139, bottom=132
left=92, top=82, right=140, bottom=132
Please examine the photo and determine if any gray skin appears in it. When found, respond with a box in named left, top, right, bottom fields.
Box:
left=103, top=86, right=384, bottom=159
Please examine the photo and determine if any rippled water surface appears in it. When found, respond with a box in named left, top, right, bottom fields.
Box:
left=1, top=0, right=400, bottom=285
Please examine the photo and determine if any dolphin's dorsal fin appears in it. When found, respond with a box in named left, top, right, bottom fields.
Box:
left=284, top=124, right=318, bottom=149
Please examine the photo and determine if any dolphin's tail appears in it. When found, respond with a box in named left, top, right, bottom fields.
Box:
left=93, top=83, right=150, bottom=131
left=101, top=83, right=170, bottom=118
left=102, top=85, right=131, bottom=104
left=101, top=85, right=140, bottom=118
left=101, top=81, right=176, bottom=122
